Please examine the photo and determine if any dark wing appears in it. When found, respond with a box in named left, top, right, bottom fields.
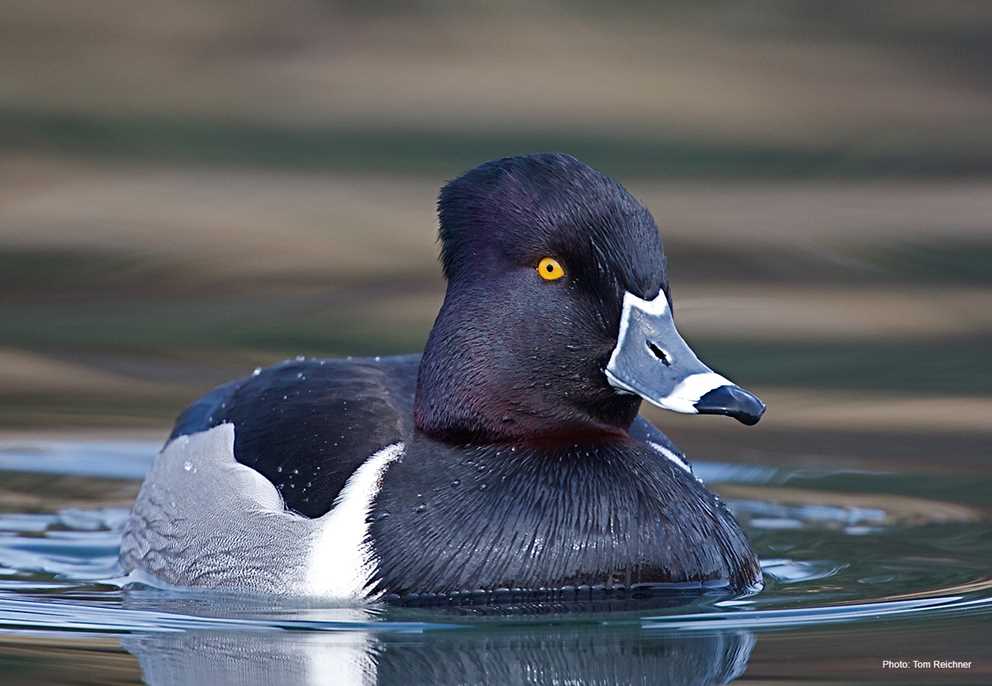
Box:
left=628, top=414, right=692, bottom=472
left=169, top=355, right=420, bottom=518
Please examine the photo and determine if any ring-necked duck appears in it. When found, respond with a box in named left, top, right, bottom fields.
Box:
left=121, top=153, right=765, bottom=602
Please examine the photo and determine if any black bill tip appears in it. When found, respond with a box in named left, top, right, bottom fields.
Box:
left=694, top=385, right=766, bottom=426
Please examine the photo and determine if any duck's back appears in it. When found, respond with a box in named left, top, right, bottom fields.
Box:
left=169, top=355, right=419, bottom=518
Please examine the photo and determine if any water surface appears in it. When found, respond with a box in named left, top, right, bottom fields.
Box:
left=0, top=435, right=988, bottom=685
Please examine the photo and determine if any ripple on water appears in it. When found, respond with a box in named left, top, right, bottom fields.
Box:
left=0, top=438, right=989, bottom=684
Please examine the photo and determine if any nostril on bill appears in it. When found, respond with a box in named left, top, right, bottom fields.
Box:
left=646, top=341, right=671, bottom=366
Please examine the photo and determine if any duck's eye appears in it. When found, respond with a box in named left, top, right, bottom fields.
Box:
left=537, top=257, right=565, bottom=281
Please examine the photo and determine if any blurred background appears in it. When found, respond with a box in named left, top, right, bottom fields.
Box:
left=1, top=1, right=990, bottom=471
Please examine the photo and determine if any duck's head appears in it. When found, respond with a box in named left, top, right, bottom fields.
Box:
left=415, top=153, right=764, bottom=443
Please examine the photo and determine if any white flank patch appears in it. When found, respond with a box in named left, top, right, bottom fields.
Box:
left=658, top=371, right=731, bottom=413
left=648, top=440, right=692, bottom=474
left=306, top=443, right=404, bottom=599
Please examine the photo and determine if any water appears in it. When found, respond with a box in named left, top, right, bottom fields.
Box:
left=0, top=437, right=988, bottom=684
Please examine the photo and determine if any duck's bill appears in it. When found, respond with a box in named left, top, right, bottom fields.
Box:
left=605, top=292, right=765, bottom=426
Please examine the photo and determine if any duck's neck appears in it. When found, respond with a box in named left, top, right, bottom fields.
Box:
left=414, top=294, right=640, bottom=444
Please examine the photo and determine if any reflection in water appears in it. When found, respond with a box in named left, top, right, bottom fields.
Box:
left=1, top=440, right=990, bottom=685
left=124, top=620, right=755, bottom=686
left=125, top=630, right=377, bottom=686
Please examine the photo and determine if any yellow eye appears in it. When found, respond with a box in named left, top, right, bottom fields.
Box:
left=537, top=257, right=565, bottom=281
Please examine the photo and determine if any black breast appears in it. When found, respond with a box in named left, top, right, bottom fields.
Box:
left=369, top=435, right=760, bottom=598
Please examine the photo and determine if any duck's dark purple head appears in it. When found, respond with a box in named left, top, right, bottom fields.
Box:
left=415, top=153, right=764, bottom=442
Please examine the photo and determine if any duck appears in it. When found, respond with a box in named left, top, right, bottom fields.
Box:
left=120, top=153, right=766, bottom=603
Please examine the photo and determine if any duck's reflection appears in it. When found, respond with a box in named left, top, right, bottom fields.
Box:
left=121, top=605, right=755, bottom=686
left=125, top=630, right=374, bottom=686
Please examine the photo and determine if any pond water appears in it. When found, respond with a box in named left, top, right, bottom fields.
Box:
left=0, top=435, right=988, bottom=684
